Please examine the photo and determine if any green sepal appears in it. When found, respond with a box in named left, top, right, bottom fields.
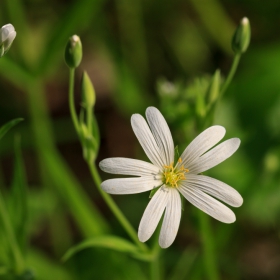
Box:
left=81, top=71, right=95, bottom=108
left=78, top=108, right=100, bottom=163
left=174, top=145, right=180, bottom=164
left=195, top=91, right=206, bottom=118
left=64, top=35, right=82, bottom=68
left=232, top=17, right=251, bottom=54
left=79, top=123, right=98, bottom=163
left=180, top=193, right=185, bottom=212
left=205, top=69, right=221, bottom=108
left=149, top=185, right=161, bottom=199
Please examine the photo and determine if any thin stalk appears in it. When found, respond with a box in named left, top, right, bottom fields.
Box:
left=0, top=191, right=25, bottom=274
left=220, top=54, right=241, bottom=97
left=88, top=162, right=148, bottom=252
left=68, top=66, right=146, bottom=250
left=198, top=211, right=219, bottom=280
left=194, top=56, right=242, bottom=280
left=68, top=68, right=80, bottom=133
left=150, top=241, right=161, bottom=280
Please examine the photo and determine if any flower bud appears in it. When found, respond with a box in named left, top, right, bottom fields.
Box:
left=232, top=17, right=251, bottom=54
left=0, top=24, right=16, bottom=57
left=81, top=71, right=95, bottom=108
left=64, top=35, right=82, bottom=68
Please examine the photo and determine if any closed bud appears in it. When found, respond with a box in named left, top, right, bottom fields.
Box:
left=232, top=17, right=251, bottom=54
left=81, top=71, right=95, bottom=108
left=64, top=35, right=82, bottom=68
left=0, top=24, right=16, bottom=57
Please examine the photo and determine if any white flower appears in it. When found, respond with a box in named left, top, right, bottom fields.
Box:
left=99, top=107, right=243, bottom=248
left=0, top=24, right=16, bottom=57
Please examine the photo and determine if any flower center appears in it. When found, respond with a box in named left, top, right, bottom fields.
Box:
left=163, top=158, right=189, bottom=188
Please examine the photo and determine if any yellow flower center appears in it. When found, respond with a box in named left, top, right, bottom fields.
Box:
left=163, top=158, right=189, bottom=188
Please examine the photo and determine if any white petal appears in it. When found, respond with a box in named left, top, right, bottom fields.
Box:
left=131, top=114, right=165, bottom=168
left=159, top=188, right=181, bottom=248
left=138, top=186, right=169, bottom=242
left=99, top=157, right=161, bottom=177
left=146, top=107, right=174, bottom=165
left=188, top=138, right=240, bottom=174
left=101, top=177, right=162, bottom=194
left=180, top=126, right=226, bottom=168
left=179, top=183, right=236, bottom=223
left=185, top=174, right=243, bottom=207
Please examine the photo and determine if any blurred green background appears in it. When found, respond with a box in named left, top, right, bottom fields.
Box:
left=0, top=0, right=279, bottom=279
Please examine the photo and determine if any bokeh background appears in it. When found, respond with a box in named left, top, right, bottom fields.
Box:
left=0, top=0, right=279, bottom=279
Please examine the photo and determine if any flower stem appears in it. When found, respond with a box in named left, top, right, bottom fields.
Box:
left=88, top=162, right=149, bottom=252
left=198, top=211, right=220, bottom=280
left=68, top=66, right=148, bottom=252
left=68, top=68, right=80, bottom=134
left=0, top=190, right=25, bottom=274
left=220, top=54, right=241, bottom=97
left=150, top=240, right=161, bottom=280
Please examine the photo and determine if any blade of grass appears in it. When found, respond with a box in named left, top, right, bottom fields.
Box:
left=9, top=136, right=28, bottom=255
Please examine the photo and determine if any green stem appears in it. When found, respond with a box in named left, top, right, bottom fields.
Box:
left=220, top=54, right=241, bottom=97
left=69, top=68, right=80, bottom=133
left=0, top=191, right=25, bottom=274
left=68, top=65, right=147, bottom=251
left=150, top=241, right=161, bottom=280
left=194, top=55, right=242, bottom=280
left=88, top=162, right=148, bottom=252
left=198, top=211, right=219, bottom=280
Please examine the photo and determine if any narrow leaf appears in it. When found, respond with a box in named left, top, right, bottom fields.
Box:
left=9, top=135, right=28, bottom=254
left=62, top=235, right=140, bottom=262
left=0, top=118, right=23, bottom=141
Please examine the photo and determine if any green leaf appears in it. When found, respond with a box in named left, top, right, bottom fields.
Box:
left=168, top=247, right=198, bottom=280
left=43, top=151, right=109, bottom=237
left=62, top=235, right=140, bottom=262
left=0, top=118, right=23, bottom=141
left=9, top=136, right=28, bottom=255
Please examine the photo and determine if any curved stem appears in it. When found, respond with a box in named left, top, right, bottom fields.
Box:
left=88, top=162, right=149, bottom=252
left=220, top=54, right=241, bottom=97
left=198, top=211, right=219, bottom=280
left=68, top=68, right=80, bottom=134
left=150, top=240, right=161, bottom=280
left=68, top=67, right=146, bottom=250
left=196, top=122, right=220, bottom=280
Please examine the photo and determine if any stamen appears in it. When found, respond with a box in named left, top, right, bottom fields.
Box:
left=162, top=158, right=189, bottom=188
